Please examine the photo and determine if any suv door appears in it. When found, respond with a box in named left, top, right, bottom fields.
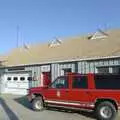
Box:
left=69, top=75, right=91, bottom=108
left=43, top=76, right=70, bottom=105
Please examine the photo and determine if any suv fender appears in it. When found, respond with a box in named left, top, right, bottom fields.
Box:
left=95, top=98, right=118, bottom=111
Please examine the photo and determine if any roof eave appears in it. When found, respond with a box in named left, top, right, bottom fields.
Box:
left=1, top=55, right=120, bottom=68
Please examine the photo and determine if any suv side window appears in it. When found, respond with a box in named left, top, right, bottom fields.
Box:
left=95, top=74, right=120, bottom=89
left=72, top=76, right=88, bottom=89
left=51, top=77, right=68, bottom=89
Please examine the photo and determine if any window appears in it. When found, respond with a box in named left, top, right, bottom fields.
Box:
left=7, top=77, right=11, bottom=81
left=97, top=67, right=109, bottom=74
left=112, top=67, right=120, bottom=74
left=72, top=76, right=88, bottom=89
left=13, top=77, right=18, bottom=81
left=62, top=68, right=72, bottom=75
left=8, top=67, right=25, bottom=71
left=51, top=77, right=68, bottom=89
left=95, top=74, right=120, bottom=89
left=20, top=77, right=25, bottom=81
left=28, top=77, right=32, bottom=81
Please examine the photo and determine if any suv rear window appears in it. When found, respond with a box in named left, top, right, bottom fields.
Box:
left=95, top=74, right=120, bottom=89
left=72, top=76, right=88, bottom=89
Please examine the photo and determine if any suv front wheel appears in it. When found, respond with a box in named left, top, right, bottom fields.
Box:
left=32, top=97, right=44, bottom=111
left=95, top=101, right=117, bottom=120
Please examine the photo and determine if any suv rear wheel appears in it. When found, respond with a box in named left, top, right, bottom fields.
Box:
left=32, top=97, right=44, bottom=111
left=95, top=101, right=117, bottom=120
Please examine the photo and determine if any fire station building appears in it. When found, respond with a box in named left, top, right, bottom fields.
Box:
left=0, top=29, right=120, bottom=95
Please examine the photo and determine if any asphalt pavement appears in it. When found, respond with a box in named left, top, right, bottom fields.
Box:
left=0, top=94, right=120, bottom=120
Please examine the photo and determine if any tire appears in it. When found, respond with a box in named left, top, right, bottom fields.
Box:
left=32, top=97, right=44, bottom=111
left=95, top=101, right=117, bottom=120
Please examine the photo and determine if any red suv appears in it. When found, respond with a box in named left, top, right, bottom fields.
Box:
left=27, top=73, right=120, bottom=120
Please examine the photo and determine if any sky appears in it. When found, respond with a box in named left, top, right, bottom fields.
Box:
left=0, top=0, right=120, bottom=54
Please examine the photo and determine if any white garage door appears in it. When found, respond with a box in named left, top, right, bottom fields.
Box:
left=3, top=73, right=30, bottom=95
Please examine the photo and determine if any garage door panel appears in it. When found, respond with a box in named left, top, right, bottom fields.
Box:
left=7, top=82, right=18, bottom=88
left=7, top=82, right=29, bottom=89
left=18, top=83, right=29, bottom=88
left=4, top=73, right=30, bottom=95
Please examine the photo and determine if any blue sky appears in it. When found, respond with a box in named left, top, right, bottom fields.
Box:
left=0, top=0, right=120, bottom=54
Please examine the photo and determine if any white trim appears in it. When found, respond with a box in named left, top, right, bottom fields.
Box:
left=1, top=55, right=120, bottom=68
left=45, top=100, right=81, bottom=106
left=45, top=100, right=94, bottom=107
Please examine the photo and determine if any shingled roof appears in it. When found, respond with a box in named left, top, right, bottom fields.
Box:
left=2, top=29, right=120, bottom=67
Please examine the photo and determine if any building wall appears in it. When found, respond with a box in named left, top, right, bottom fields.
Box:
left=78, top=58, right=120, bottom=74
left=25, top=64, right=51, bottom=86
left=51, top=58, right=120, bottom=80
left=0, top=68, right=6, bottom=93
left=51, top=62, right=76, bottom=81
left=0, top=57, right=120, bottom=92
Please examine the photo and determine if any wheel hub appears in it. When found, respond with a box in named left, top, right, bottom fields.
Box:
left=35, top=101, right=42, bottom=110
left=100, top=106, right=112, bottom=119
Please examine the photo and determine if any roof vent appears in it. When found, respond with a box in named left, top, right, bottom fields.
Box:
left=23, top=43, right=30, bottom=51
left=48, top=37, right=62, bottom=47
left=88, top=29, right=108, bottom=40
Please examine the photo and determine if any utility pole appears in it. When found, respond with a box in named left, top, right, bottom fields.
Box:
left=16, top=25, right=19, bottom=48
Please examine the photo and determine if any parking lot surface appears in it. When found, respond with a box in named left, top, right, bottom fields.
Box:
left=0, top=94, right=120, bottom=120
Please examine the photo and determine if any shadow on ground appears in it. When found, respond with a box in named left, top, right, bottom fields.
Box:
left=0, top=98, right=19, bottom=120
left=46, top=107, right=96, bottom=119
left=14, top=96, right=32, bottom=110
left=14, top=96, right=96, bottom=119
